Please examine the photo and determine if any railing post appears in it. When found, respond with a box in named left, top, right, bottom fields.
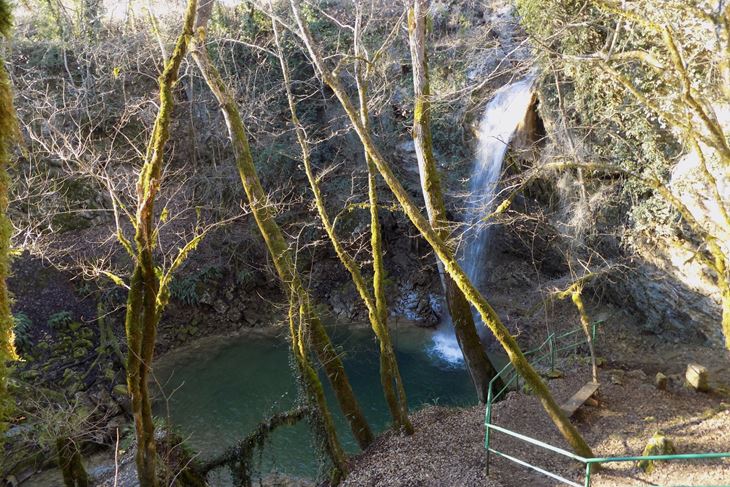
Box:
left=482, top=321, right=730, bottom=487
left=591, top=321, right=597, bottom=347
left=485, top=382, right=493, bottom=475
left=549, top=334, right=555, bottom=372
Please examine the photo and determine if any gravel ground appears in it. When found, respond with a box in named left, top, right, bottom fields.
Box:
left=342, top=406, right=503, bottom=487
left=343, top=366, right=730, bottom=487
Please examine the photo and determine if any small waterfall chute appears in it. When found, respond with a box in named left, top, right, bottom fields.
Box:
left=429, top=75, right=537, bottom=366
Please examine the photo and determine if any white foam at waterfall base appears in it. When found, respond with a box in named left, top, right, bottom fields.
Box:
left=428, top=320, right=465, bottom=366
left=429, top=75, right=537, bottom=366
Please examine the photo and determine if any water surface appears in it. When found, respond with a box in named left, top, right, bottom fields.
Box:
left=153, top=322, right=481, bottom=481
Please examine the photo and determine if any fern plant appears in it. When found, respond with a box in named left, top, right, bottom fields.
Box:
left=13, top=312, right=32, bottom=355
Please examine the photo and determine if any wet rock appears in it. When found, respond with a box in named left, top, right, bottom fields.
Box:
left=227, top=307, right=242, bottom=323
left=213, top=299, right=228, bottom=315
left=394, top=289, right=438, bottom=327
left=330, top=289, right=355, bottom=319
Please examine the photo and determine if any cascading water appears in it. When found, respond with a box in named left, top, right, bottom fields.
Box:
left=430, top=75, right=536, bottom=366
left=462, top=75, right=536, bottom=287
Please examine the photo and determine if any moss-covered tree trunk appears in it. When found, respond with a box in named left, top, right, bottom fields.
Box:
left=722, top=288, right=730, bottom=350
left=56, top=437, right=89, bottom=487
left=289, top=0, right=593, bottom=458
left=190, top=4, right=372, bottom=468
left=715, top=256, right=730, bottom=350
left=0, top=0, right=18, bottom=438
left=273, top=14, right=411, bottom=433
left=570, top=288, right=598, bottom=383
left=288, top=295, right=347, bottom=483
left=407, top=0, right=501, bottom=402
left=353, top=17, right=413, bottom=434
left=123, top=2, right=196, bottom=485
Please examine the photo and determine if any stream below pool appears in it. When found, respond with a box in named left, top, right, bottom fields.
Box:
left=152, top=322, right=502, bottom=483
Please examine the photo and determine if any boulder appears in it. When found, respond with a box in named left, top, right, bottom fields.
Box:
left=686, top=363, right=709, bottom=392
left=609, top=369, right=624, bottom=385
left=638, top=431, right=676, bottom=473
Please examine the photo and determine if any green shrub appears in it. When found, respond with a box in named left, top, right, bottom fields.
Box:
left=235, top=268, right=255, bottom=287
left=47, top=311, right=73, bottom=330
left=169, top=266, right=222, bottom=305
left=13, top=312, right=33, bottom=355
left=516, top=0, right=684, bottom=229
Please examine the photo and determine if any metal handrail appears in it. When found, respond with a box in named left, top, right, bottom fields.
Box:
left=486, top=421, right=730, bottom=487
left=484, top=321, right=730, bottom=486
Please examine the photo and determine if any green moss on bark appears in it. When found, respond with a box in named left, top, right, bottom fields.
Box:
left=0, top=0, right=18, bottom=443
left=123, top=2, right=197, bottom=485
left=190, top=10, right=373, bottom=478
left=290, top=0, right=593, bottom=458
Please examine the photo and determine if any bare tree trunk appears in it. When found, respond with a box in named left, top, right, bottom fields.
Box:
left=0, top=1, right=18, bottom=440
left=123, top=3, right=197, bottom=485
left=190, top=6, right=372, bottom=463
left=407, top=0, right=502, bottom=402
left=288, top=0, right=593, bottom=458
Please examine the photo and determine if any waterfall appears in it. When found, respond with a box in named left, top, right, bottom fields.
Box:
left=462, top=76, right=537, bottom=288
left=429, top=75, right=536, bottom=366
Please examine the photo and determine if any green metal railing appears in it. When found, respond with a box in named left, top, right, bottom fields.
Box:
left=484, top=322, right=730, bottom=486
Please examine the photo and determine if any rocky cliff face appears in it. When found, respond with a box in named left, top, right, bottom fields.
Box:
left=623, top=236, right=722, bottom=345
left=623, top=105, right=729, bottom=347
